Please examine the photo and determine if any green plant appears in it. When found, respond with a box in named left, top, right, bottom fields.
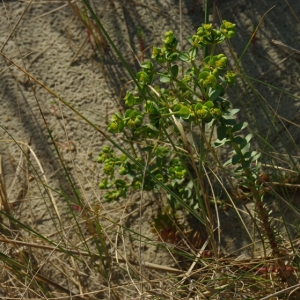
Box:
left=95, top=22, right=240, bottom=244
left=99, top=22, right=237, bottom=208
left=96, top=20, right=300, bottom=285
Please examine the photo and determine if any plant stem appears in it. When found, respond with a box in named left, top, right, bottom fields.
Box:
left=204, top=0, right=210, bottom=58
left=198, top=120, right=206, bottom=175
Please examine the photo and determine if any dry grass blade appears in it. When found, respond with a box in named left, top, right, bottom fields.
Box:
left=261, top=283, right=300, bottom=300
left=285, top=0, right=300, bottom=24
left=0, top=0, right=32, bottom=52
left=0, top=236, right=199, bottom=278
left=67, top=0, right=108, bottom=62
left=271, top=39, right=300, bottom=55
left=0, top=155, right=10, bottom=215
left=0, top=139, right=62, bottom=224
left=31, top=0, right=76, bottom=21
left=3, top=262, right=85, bottom=299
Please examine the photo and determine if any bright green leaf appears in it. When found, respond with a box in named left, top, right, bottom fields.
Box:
left=160, top=72, right=171, bottom=83
left=217, top=124, right=227, bottom=140
left=232, top=136, right=245, bottom=145
left=170, top=65, right=179, bottom=78
left=178, top=52, right=190, bottom=62
left=115, top=179, right=126, bottom=189
left=204, top=100, right=214, bottom=108
left=232, top=153, right=241, bottom=165
left=232, top=122, right=248, bottom=133
left=208, top=85, right=224, bottom=101
left=179, top=106, right=190, bottom=119
left=188, top=47, right=198, bottom=60
left=241, top=142, right=250, bottom=155
left=245, top=133, right=253, bottom=143
left=214, top=138, right=228, bottom=148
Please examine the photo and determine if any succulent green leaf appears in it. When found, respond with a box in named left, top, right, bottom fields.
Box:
left=217, top=124, right=227, bottom=140
left=108, top=113, right=124, bottom=133
left=145, top=123, right=159, bottom=132
left=232, top=136, right=245, bottom=145
left=188, top=47, right=198, bottom=60
left=178, top=52, right=190, bottom=62
left=119, top=165, right=128, bottom=175
left=124, top=91, right=135, bottom=106
left=136, top=71, right=149, bottom=85
left=186, top=36, right=193, bottom=45
left=102, top=145, right=111, bottom=153
left=160, top=72, right=171, bottom=83
left=155, top=146, right=170, bottom=158
left=179, top=106, right=190, bottom=119
left=245, top=133, right=253, bottom=143
left=252, top=162, right=261, bottom=172
left=241, top=142, right=251, bottom=155
left=226, top=108, right=240, bottom=117
left=221, top=117, right=236, bottom=126
left=173, top=103, right=183, bottom=112
left=170, top=65, right=179, bottom=78
left=204, top=100, right=214, bottom=109
left=166, top=52, right=179, bottom=62
left=232, top=153, right=241, bottom=165
left=249, top=151, right=261, bottom=162
left=134, top=96, right=143, bottom=105
left=223, top=157, right=232, bottom=167
left=241, top=160, right=251, bottom=169
left=214, top=138, right=229, bottom=148
left=194, top=103, right=203, bottom=110
left=232, top=122, right=248, bottom=133
left=125, top=109, right=133, bottom=118
left=115, top=179, right=127, bottom=189
left=140, top=61, right=154, bottom=70
left=155, top=173, right=164, bottom=182
left=98, top=178, right=108, bottom=189
left=208, top=85, right=224, bottom=101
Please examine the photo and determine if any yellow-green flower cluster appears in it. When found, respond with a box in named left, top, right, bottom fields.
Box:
left=191, top=21, right=236, bottom=47
left=220, top=20, right=236, bottom=38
